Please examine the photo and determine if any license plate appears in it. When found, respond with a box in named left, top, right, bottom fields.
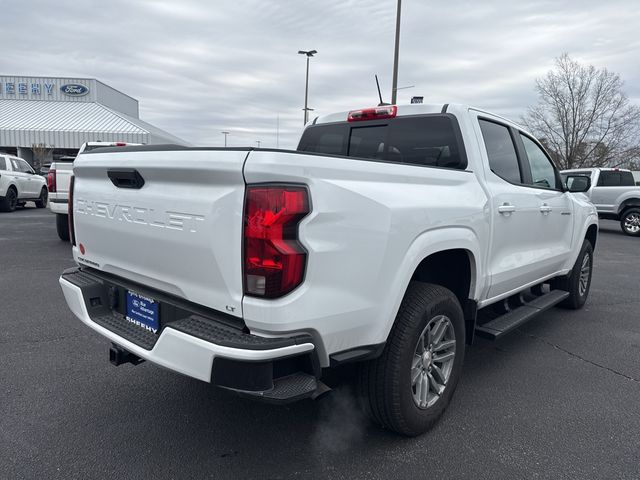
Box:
left=125, top=291, right=160, bottom=334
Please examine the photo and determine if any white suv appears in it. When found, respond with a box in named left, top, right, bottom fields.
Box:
left=0, top=154, right=48, bottom=212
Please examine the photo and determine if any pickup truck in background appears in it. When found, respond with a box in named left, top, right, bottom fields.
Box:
left=59, top=103, right=598, bottom=436
left=561, top=167, right=640, bottom=237
left=47, top=142, right=140, bottom=240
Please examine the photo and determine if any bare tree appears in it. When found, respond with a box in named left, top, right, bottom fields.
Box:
left=31, top=143, right=54, bottom=171
left=523, top=54, right=640, bottom=170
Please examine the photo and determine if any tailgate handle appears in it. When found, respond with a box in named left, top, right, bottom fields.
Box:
left=107, top=169, right=145, bottom=189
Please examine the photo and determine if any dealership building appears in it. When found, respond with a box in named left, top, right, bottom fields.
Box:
left=0, top=75, right=188, bottom=165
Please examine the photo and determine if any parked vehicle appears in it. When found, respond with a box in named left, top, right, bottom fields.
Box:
left=38, top=163, right=52, bottom=176
left=59, top=103, right=597, bottom=436
left=48, top=143, right=140, bottom=240
left=561, top=168, right=640, bottom=236
left=0, top=154, right=48, bottom=212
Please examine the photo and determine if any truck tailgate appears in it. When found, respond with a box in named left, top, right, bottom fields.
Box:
left=72, top=149, right=248, bottom=317
left=54, top=163, right=73, bottom=195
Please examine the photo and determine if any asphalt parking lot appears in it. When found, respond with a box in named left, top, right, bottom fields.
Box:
left=1, top=207, right=639, bottom=480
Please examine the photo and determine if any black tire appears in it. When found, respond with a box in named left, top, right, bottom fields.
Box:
left=35, top=187, right=48, bottom=208
left=358, top=282, right=465, bottom=436
left=0, top=187, right=18, bottom=212
left=620, top=208, right=640, bottom=237
left=556, top=240, right=594, bottom=309
left=56, top=213, right=70, bottom=241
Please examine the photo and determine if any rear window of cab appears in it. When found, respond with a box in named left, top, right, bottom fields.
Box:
left=297, top=114, right=468, bottom=170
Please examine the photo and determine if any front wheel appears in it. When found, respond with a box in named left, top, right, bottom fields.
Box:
left=56, top=213, right=70, bottom=241
left=620, top=208, right=640, bottom=237
left=358, top=282, right=465, bottom=436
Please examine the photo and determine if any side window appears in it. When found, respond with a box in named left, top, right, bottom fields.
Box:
left=620, top=171, right=635, bottom=187
left=10, top=159, right=20, bottom=171
left=597, top=172, right=621, bottom=187
left=519, top=134, right=559, bottom=189
left=0, top=157, right=6, bottom=171
left=479, top=119, right=521, bottom=183
left=18, top=159, right=34, bottom=174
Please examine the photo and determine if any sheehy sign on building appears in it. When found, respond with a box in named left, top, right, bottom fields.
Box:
left=0, top=81, right=90, bottom=97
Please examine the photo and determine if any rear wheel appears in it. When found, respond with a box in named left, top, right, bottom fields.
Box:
left=358, top=282, right=465, bottom=436
left=557, top=240, right=593, bottom=309
left=56, top=213, right=70, bottom=241
left=35, top=187, right=48, bottom=208
left=0, top=187, right=18, bottom=212
left=620, top=208, right=640, bottom=237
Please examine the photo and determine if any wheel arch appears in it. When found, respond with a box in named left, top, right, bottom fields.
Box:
left=617, top=197, right=640, bottom=215
left=379, top=227, right=482, bottom=347
left=410, top=249, right=475, bottom=309
left=585, top=223, right=598, bottom=249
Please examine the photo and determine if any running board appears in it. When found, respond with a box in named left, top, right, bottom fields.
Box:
left=475, top=290, right=569, bottom=340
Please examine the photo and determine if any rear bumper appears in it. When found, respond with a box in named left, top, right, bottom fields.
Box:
left=59, top=268, right=318, bottom=399
left=49, top=196, right=68, bottom=214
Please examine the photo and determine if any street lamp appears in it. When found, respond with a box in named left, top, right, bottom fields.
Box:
left=298, top=49, right=317, bottom=125
left=391, top=0, right=402, bottom=104
left=221, top=131, right=229, bottom=147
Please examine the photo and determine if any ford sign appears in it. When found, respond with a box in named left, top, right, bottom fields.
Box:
left=60, top=84, right=89, bottom=96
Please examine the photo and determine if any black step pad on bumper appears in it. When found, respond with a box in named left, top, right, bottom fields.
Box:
left=475, top=290, right=569, bottom=340
left=236, top=373, right=318, bottom=403
left=61, top=268, right=313, bottom=352
left=170, top=315, right=312, bottom=350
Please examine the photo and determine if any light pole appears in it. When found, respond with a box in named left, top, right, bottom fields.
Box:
left=221, top=131, right=229, bottom=147
left=256, top=140, right=261, bottom=148
left=298, top=49, right=317, bottom=125
left=391, top=0, right=402, bottom=104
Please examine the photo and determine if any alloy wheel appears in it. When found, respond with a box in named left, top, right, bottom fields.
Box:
left=578, top=251, right=591, bottom=297
left=411, top=315, right=456, bottom=409
left=623, top=213, right=640, bottom=234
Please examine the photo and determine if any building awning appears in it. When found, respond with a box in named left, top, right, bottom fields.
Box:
left=0, top=99, right=188, bottom=148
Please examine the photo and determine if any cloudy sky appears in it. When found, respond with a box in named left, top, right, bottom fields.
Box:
left=3, top=0, right=639, bottom=148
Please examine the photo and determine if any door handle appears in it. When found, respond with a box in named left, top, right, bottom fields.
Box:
left=498, top=203, right=516, bottom=214
left=539, top=204, right=552, bottom=214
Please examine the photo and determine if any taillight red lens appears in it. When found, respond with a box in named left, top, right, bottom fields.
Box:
left=243, top=185, right=310, bottom=298
left=68, top=175, right=76, bottom=246
left=47, top=169, right=56, bottom=192
left=348, top=105, right=397, bottom=122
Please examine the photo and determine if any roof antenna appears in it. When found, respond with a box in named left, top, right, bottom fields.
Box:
left=375, top=75, right=390, bottom=106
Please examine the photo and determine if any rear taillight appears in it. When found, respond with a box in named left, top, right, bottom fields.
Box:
left=47, top=169, right=56, bottom=192
left=243, top=185, right=310, bottom=298
left=68, top=175, right=76, bottom=246
left=348, top=105, right=397, bottom=122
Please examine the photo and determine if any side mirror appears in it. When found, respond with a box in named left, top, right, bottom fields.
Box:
left=564, top=175, right=591, bottom=193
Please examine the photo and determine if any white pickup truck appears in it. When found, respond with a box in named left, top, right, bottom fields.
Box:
left=59, top=103, right=598, bottom=436
left=561, top=167, right=640, bottom=236
left=47, top=142, right=140, bottom=240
